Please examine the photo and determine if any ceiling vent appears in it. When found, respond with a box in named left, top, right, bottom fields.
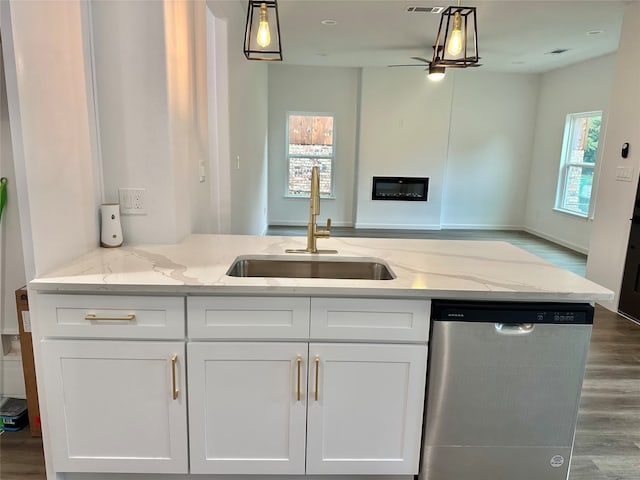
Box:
left=406, top=6, right=445, bottom=13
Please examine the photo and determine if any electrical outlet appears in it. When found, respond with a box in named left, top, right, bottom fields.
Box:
left=132, top=189, right=145, bottom=211
left=119, top=188, right=147, bottom=215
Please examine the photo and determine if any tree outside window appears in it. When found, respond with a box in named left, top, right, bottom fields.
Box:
left=286, top=113, right=334, bottom=197
left=555, top=112, right=602, bottom=217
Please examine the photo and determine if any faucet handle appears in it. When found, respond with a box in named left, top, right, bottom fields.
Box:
left=316, top=218, right=332, bottom=239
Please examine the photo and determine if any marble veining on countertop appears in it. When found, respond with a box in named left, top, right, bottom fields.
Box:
left=29, top=234, right=613, bottom=302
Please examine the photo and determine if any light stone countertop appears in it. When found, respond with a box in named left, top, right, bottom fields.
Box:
left=29, top=234, right=613, bottom=302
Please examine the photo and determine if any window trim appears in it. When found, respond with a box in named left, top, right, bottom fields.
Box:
left=284, top=111, right=336, bottom=198
left=554, top=111, right=603, bottom=219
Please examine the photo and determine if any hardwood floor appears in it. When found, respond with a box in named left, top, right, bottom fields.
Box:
left=1, top=230, right=637, bottom=479
left=571, top=305, right=640, bottom=480
left=267, top=226, right=588, bottom=276
left=0, top=427, right=45, bottom=479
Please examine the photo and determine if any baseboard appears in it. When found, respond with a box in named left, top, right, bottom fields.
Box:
left=354, top=223, right=442, bottom=230
left=617, top=309, right=640, bottom=326
left=440, top=224, right=524, bottom=231
left=523, top=227, right=588, bottom=255
left=269, top=221, right=353, bottom=227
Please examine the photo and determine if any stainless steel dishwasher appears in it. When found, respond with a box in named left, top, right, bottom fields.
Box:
left=421, top=301, right=594, bottom=480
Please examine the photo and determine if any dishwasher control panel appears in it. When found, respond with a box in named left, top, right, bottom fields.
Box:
left=432, top=301, right=594, bottom=325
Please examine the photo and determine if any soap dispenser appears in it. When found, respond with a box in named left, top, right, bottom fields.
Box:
left=100, top=203, right=123, bottom=248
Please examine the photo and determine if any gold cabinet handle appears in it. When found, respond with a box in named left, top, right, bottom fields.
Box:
left=296, top=356, right=302, bottom=401
left=84, top=313, right=136, bottom=321
left=171, top=354, right=179, bottom=400
left=314, top=355, right=320, bottom=401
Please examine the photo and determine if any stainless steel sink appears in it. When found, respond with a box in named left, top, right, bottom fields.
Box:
left=226, top=256, right=396, bottom=280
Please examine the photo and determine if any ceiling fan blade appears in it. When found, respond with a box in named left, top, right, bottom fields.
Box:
left=388, top=64, right=431, bottom=67
left=410, top=56, right=432, bottom=64
left=444, top=63, right=483, bottom=69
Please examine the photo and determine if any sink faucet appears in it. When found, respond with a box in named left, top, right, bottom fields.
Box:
left=286, top=165, right=337, bottom=254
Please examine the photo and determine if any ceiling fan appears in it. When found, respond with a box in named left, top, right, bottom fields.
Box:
left=388, top=47, right=482, bottom=81
left=388, top=55, right=482, bottom=69
left=387, top=45, right=482, bottom=68
left=387, top=52, right=482, bottom=81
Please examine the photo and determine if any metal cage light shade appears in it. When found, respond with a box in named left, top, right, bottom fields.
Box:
left=244, top=0, right=283, bottom=61
left=432, top=5, right=479, bottom=67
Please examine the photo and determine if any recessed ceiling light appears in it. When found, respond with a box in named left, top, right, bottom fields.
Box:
left=586, top=30, right=604, bottom=36
left=321, top=19, right=337, bottom=26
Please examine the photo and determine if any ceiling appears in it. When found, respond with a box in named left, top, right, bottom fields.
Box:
left=257, top=0, right=629, bottom=73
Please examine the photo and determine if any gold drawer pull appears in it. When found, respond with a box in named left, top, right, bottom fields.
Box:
left=171, top=354, right=179, bottom=400
left=84, top=313, right=136, bottom=321
left=296, top=356, right=302, bottom=401
left=314, top=355, right=320, bottom=401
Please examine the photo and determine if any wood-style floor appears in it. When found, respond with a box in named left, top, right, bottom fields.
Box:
left=267, top=226, right=588, bottom=276
left=571, top=305, right=640, bottom=479
left=0, top=427, right=45, bottom=479
left=1, top=230, right=638, bottom=479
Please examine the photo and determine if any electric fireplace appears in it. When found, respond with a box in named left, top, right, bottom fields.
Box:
left=372, top=177, right=429, bottom=201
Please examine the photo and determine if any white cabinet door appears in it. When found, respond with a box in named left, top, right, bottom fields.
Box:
left=188, top=342, right=308, bottom=474
left=306, top=343, right=428, bottom=475
left=40, top=340, right=188, bottom=473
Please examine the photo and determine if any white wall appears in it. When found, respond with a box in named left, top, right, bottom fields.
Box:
left=586, top=3, right=640, bottom=310
left=443, top=71, right=539, bottom=229
left=524, top=54, right=616, bottom=253
left=356, top=68, right=453, bottom=229
left=208, top=0, right=269, bottom=235
left=92, top=0, right=202, bottom=244
left=165, top=0, right=203, bottom=241
left=2, top=0, right=101, bottom=278
left=1, top=39, right=26, bottom=398
left=192, top=0, right=216, bottom=234
left=355, top=68, right=539, bottom=230
left=268, top=66, right=359, bottom=227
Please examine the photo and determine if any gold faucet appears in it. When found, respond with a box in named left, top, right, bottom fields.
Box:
left=286, top=166, right=337, bottom=254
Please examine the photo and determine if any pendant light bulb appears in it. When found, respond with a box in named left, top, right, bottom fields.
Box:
left=256, top=3, right=271, bottom=48
left=447, top=11, right=463, bottom=56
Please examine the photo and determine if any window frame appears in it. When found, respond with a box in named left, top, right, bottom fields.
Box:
left=554, top=111, right=603, bottom=219
left=284, top=111, right=336, bottom=199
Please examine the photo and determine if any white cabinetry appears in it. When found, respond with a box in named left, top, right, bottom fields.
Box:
left=36, top=294, right=428, bottom=477
left=186, top=297, right=429, bottom=476
left=41, top=340, right=188, bottom=473
left=188, top=296, right=310, bottom=339
left=36, top=294, right=188, bottom=474
left=188, top=342, right=308, bottom=474
left=306, top=343, right=428, bottom=474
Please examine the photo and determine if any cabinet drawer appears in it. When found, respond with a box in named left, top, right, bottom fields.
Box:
left=310, top=298, right=430, bottom=342
left=36, top=295, right=185, bottom=339
left=188, top=297, right=310, bottom=339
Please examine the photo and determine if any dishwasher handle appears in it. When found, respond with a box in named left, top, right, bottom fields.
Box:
left=495, top=323, right=535, bottom=335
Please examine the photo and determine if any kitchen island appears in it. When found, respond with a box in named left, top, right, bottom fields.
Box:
left=28, top=234, right=612, bottom=480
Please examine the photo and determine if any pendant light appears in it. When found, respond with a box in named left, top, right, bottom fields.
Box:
left=432, top=1, right=479, bottom=68
left=244, top=0, right=283, bottom=61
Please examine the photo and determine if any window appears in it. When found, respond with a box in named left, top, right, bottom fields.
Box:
left=555, top=111, right=602, bottom=217
left=286, top=113, right=335, bottom=197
